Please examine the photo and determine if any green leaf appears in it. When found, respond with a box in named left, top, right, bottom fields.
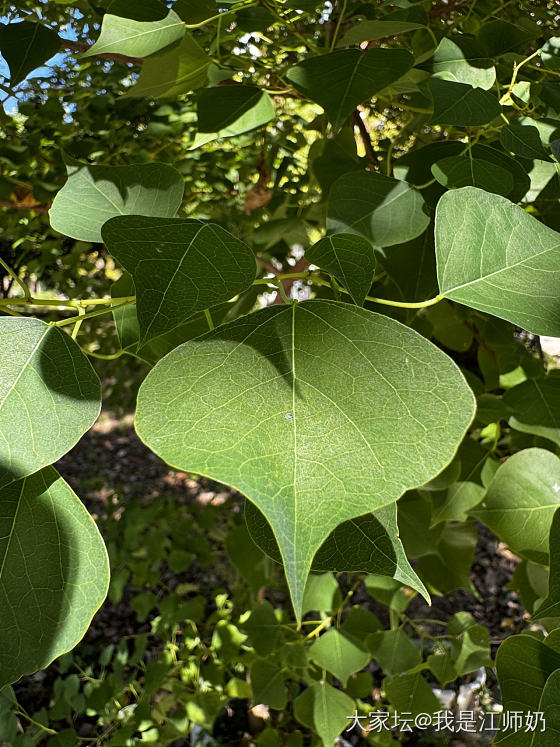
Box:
left=82, top=5, right=184, bottom=59
left=197, top=86, right=265, bottom=133
left=294, top=681, right=354, bottom=745
left=301, top=573, right=341, bottom=615
left=504, top=379, right=560, bottom=447
left=245, top=501, right=430, bottom=602
left=383, top=671, right=440, bottom=716
left=124, top=34, right=211, bottom=98
left=378, top=230, right=438, bottom=304
left=174, top=0, right=216, bottom=23
left=339, top=19, right=424, bottom=45
left=250, top=660, right=287, bottom=710
left=416, top=523, right=478, bottom=594
left=309, top=629, right=370, bottom=686
left=534, top=509, right=560, bottom=619
left=427, top=77, right=502, bottom=126
left=431, top=156, right=513, bottom=196
left=436, top=187, right=560, bottom=335
left=500, top=122, right=551, bottom=161
left=190, top=90, right=275, bottom=148
left=495, top=634, right=560, bottom=745
left=0, top=21, right=61, bottom=85
left=424, top=36, right=496, bottom=90
left=447, top=612, right=492, bottom=675
left=367, top=628, right=421, bottom=674
left=478, top=19, right=540, bottom=58
left=306, top=233, right=376, bottom=306
left=471, top=448, right=560, bottom=564
left=135, top=300, right=474, bottom=617
left=430, top=481, right=485, bottom=525
left=49, top=159, right=184, bottom=242
left=0, top=318, right=101, bottom=488
left=328, top=171, right=430, bottom=248
left=243, top=601, right=282, bottom=656
left=111, top=271, right=246, bottom=363
left=0, top=467, right=109, bottom=688
left=287, top=49, right=413, bottom=131
left=102, top=216, right=256, bottom=346
left=534, top=668, right=560, bottom=745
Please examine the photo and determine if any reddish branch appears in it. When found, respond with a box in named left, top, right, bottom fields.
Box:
left=0, top=201, right=51, bottom=213
left=63, top=41, right=143, bottom=66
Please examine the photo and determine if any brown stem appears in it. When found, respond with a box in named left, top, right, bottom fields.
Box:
left=0, top=201, right=51, bottom=213
left=352, top=110, right=377, bottom=165
left=63, top=41, right=143, bottom=66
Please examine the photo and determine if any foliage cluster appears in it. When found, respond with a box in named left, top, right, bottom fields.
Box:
left=2, top=0, right=560, bottom=744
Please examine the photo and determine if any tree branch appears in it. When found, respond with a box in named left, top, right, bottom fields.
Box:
left=63, top=41, right=143, bottom=66
left=352, top=110, right=377, bottom=165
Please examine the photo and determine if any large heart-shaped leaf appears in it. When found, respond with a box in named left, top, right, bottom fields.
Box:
left=102, top=216, right=257, bottom=346
left=0, top=21, right=61, bottom=85
left=328, top=171, right=430, bottom=248
left=436, top=187, right=560, bottom=335
left=0, top=467, right=109, bottom=688
left=82, top=4, right=184, bottom=59
left=49, top=160, right=184, bottom=242
left=245, top=501, right=429, bottom=601
left=471, top=448, right=560, bottom=564
left=306, top=233, right=376, bottom=306
left=135, top=300, right=474, bottom=616
left=287, top=48, right=413, bottom=131
left=124, top=34, right=211, bottom=98
left=0, top=318, right=101, bottom=488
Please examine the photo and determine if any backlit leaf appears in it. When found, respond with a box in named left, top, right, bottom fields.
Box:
left=82, top=4, right=184, bottom=59
left=49, top=160, right=184, bottom=242
left=190, top=90, right=274, bottom=148
left=102, top=216, right=257, bottom=346
left=135, top=300, right=474, bottom=616
left=197, top=86, right=265, bottom=133
left=436, top=187, right=560, bottom=335
left=0, top=21, right=60, bottom=85
left=306, top=233, right=376, bottom=306
left=500, top=122, right=551, bottom=161
left=0, top=468, right=109, bottom=688
left=287, top=49, right=413, bottom=131
left=424, top=36, right=496, bottom=90
left=124, top=34, right=211, bottom=98
left=328, top=171, right=430, bottom=248
left=0, top=318, right=100, bottom=488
